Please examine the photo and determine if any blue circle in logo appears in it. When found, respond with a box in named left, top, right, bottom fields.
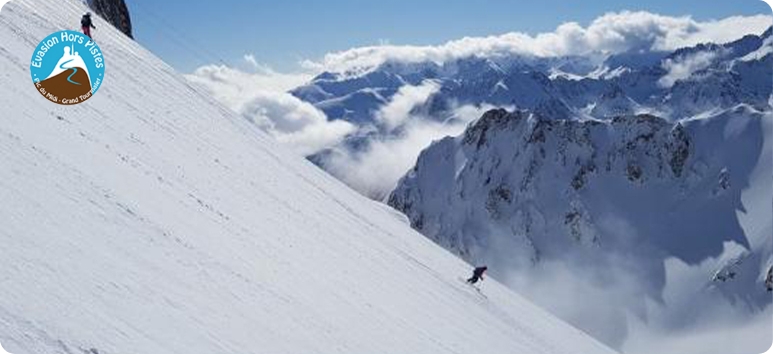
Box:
left=30, top=30, right=105, bottom=105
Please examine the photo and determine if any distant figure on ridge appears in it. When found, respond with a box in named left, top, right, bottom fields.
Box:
left=81, top=12, right=96, bottom=38
left=467, top=266, right=487, bottom=285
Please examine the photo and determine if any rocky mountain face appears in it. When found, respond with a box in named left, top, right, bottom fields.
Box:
left=387, top=105, right=772, bottom=347
left=387, top=102, right=772, bottom=347
left=87, top=0, right=133, bottom=39
left=389, top=105, right=766, bottom=266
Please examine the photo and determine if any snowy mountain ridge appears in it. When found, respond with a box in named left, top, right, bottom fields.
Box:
left=389, top=105, right=767, bottom=267
left=293, top=26, right=772, bottom=125
left=0, top=0, right=616, bottom=353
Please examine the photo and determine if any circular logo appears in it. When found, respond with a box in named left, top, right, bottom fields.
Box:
left=30, top=30, right=105, bottom=105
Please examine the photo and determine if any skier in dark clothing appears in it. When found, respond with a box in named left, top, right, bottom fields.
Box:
left=81, top=13, right=96, bottom=38
left=467, top=266, right=487, bottom=285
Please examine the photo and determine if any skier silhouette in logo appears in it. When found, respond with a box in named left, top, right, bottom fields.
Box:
left=81, top=12, right=96, bottom=38
left=46, top=44, right=91, bottom=86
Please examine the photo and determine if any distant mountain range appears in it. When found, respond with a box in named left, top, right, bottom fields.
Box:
left=293, top=27, right=771, bottom=124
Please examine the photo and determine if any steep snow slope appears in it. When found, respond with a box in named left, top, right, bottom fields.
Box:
left=0, top=1, right=616, bottom=354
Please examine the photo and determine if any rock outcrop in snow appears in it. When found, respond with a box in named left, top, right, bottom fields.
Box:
left=87, top=0, right=132, bottom=39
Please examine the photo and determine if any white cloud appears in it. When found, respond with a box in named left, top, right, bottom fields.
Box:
left=321, top=119, right=466, bottom=199
left=495, top=208, right=773, bottom=353
left=186, top=68, right=481, bottom=195
left=622, top=251, right=773, bottom=354
left=658, top=50, right=718, bottom=88
left=623, top=309, right=773, bottom=354
left=240, top=92, right=355, bottom=156
left=186, top=57, right=355, bottom=156
left=186, top=59, right=311, bottom=109
left=306, top=12, right=771, bottom=75
left=376, top=81, right=440, bottom=130
left=321, top=82, right=498, bottom=199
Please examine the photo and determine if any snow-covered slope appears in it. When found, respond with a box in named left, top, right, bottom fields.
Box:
left=0, top=1, right=616, bottom=353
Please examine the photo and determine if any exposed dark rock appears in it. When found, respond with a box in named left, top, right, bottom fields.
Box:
left=88, top=0, right=133, bottom=39
left=485, top=184, right=513, bottom=219
left=570, top=160, right=597, bottom=190
left=626, top=163, right=643, bottom=182
left=462, top=108, right=511, bottom=149
left=669, top=124, right=691, bottom=177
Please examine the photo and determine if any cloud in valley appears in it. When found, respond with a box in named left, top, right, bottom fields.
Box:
left=376, top=81, right=440, bottom=131
left=622, top=252, right=773, bottom=354
left=186, top=56, right=355, bottom=155
left=658, top=51, right=719, bottom=88
left=321, top=81, right=497, bottom=198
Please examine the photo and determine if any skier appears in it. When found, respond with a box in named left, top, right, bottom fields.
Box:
left=81, top=12, right=96, bottom=38
left=466, top=266, right=487, bottom=285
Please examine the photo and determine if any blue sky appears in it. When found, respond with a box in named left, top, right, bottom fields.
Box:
left=127, top=0, right=772, bottom=72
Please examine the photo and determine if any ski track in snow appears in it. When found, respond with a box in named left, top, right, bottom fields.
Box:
left=0, top=1, right=616, bottom=354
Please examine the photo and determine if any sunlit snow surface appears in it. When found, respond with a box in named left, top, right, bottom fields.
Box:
left=0, top=1, right=615, bottom=353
